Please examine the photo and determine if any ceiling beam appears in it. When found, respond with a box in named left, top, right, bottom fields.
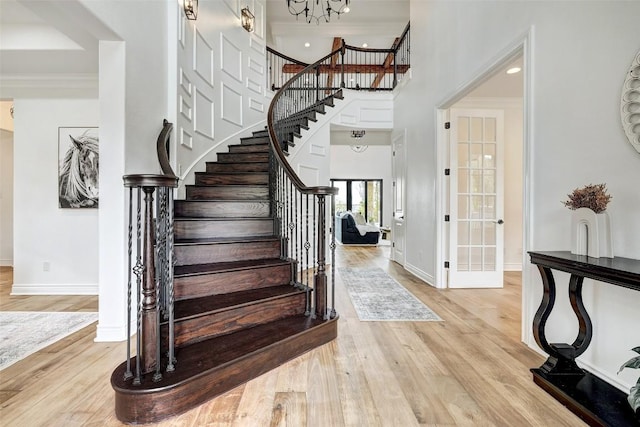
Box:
left=371, top=37, right=399, bottom=88
left=326, top=37, right=343, bottom=94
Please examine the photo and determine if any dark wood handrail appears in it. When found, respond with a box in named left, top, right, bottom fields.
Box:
left=266, top=46, right=309, bottom=67
left=157, top=119, right=177, bottom=178
left=123, top=174, right=178, bottom=188
left=267, top=47, right=342, bottom=195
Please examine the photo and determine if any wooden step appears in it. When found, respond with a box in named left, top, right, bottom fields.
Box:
left=240, top=135, right=269, bottom=145
left=174, top=236, right=281, bottom=266
left=171, top=285, right=306, bottom=347
left=112, top=316, right=338, bottom=424
left=186, top=184, right=268, bottom=200
left=206, top=161, right=268, bottom=173
left=174, top=258, right=293, bottom=300
left=174, top=200, right=270, bottom=218
left=228, top=143, right=269, bottom=153
left=194, top=172, right=269, bottom=185
left=217, top=152, right=269, bottom=163
left=252, top=129, right=269, bottom=137
left=174, top=218, right=274, bottom=240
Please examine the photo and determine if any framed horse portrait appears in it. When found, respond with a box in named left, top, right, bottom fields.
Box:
left=58, top=127, right=99, bottom=208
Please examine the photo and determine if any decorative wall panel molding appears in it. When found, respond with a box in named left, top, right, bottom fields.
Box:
left=180, top=68, right=192, bottom=96
left=194, top=88, right=215, bottom=140
left=298, top=164, right=319, bottom=186
left=221, top=83, right=243, bottom=126
left=246, top=78, right=262, bottom=95
left=360, top=107, right=393, bottom=124
left=248, top=57, right=264, bottom=75
left=249, top=97, right=264, bottom=113
left=250, top=37, right=265, bottom=55
left=223, top=0, right=239, bottom=17
left=310, top=144, right=326, bottom=157
left=252, top=1, right=265, bottom=40
left=221, top=34, right=243, bottom=83
left=193, top=29, right=214, bottom=87
left=178, top=11, right=186, bottom=47
left=179, top=95, right=192, bottom=122
left=339, top=114, right=357, bottom=124
left=180, top=127, right=193, bottom=149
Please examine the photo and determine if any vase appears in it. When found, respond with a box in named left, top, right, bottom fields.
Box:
left=570, top=207, right=613, bottom=258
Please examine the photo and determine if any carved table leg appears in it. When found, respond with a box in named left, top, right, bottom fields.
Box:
left=532, top=266, right=585, bottom=375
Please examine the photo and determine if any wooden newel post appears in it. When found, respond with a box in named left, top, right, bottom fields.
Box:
left=141, top=186, right=158, bottom=374
left=314, top=195, right=327, bottom=319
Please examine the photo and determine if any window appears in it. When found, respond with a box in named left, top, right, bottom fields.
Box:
left=331, top=179, right=383, bottom=226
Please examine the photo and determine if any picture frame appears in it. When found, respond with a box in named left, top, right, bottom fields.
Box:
left=58, top=127, right=99, bottom=208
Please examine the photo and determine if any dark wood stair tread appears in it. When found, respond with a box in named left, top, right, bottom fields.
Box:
left=174, top=285, right=302, bottom=320
left=174, top=258, right=290, bottom=277
left=112, top=315, right=333, bottom=391
left=174, top=235, right=279, bottom=245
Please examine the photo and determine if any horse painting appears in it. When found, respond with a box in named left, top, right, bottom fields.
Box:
left=58, top=128, right=99, bottom=208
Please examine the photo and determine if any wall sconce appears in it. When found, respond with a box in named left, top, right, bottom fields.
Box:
left=241, top=7, right=255, bottom=32
left=184, top=0, right=198, bottom=20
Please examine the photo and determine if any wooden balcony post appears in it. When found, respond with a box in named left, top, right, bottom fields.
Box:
left=141, top=186, right=158, bottom=375
left=314, top=195, right=327, bottom=319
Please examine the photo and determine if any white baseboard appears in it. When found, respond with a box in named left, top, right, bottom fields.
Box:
left=404, top=262, right=436, bottom=287
left=0, top=259, right=12, bottom=267
left=10, top=283, right=98, bottom=295
left=94, top=323, right=127, bottom=342
left=504, top=263, right=523, bottom=271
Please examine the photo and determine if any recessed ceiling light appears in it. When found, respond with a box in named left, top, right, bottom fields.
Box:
left=506, top=67, right=521, bottom=74
left=362, top=43, right=368, bottom=48
left=304, top=42, right=310, bottom=48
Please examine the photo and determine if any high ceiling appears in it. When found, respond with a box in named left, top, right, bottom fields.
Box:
left=266, top=0, right=409, bottom=64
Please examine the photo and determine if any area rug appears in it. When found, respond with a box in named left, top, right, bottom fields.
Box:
left=0, top=311, right=98, bottom=370
left=338, top=267, right=442, bottom=321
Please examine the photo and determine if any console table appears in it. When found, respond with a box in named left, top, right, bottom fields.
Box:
left=529, top=251, right=640, bottom=426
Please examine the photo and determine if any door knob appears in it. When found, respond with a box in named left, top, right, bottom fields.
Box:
left=494, top=219, right=504, bottom=225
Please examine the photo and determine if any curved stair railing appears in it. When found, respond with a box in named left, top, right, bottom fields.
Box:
left=267, top=22, right=410, bottom=93
left=121, top=120, right=178, bottom=384
left=266, top=22, right=410, bottom=320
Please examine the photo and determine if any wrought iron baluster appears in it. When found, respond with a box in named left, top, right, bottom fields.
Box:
left=330, top=194, right=337, bottom=319
left=167, top=188, right=175, bottom=372
left=134, top=188, right=143, bottom=385
left=124, top=188, right=133, bottom=381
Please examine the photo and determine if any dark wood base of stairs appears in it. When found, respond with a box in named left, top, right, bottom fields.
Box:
left=112, top=315, right=338, bottom=424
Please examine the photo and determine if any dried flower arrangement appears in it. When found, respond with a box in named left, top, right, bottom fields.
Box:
left=563, top=183, right=612, bottom=214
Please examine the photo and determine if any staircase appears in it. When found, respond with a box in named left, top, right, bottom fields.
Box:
left=111, top=93, right=343, bottom=424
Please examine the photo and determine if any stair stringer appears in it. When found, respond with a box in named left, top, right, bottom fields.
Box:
left=284, top=90, right=395, bottom=186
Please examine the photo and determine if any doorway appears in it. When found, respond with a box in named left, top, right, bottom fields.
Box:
left=436, top=32, right=533, bottom=339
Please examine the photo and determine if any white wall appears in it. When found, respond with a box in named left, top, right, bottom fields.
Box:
left=397, top=0, right=640, bottom=392
left=175, top=0, right=269, bottom=192
left=12, top=99, right=99, bottom=294
left=286, top=90, right=394, bottom=189
left=453, top=98, right=523, bottom=271
left=330, top=145, right=393, bottom=227
left=0, top=130, right=13, bottom=266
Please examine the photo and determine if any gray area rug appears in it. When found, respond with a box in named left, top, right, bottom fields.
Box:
left=0, top=311, right=98, bottom=370
left=339, top=267, right=443, bottom=321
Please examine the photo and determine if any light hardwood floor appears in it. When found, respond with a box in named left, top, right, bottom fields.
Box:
left=0, top=246, right=585, bottom=426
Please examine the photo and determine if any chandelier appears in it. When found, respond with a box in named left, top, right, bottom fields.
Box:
left=287, top=0, right=350, bottom=24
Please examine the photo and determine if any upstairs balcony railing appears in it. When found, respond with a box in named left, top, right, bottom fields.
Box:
left=267, top=22, right=410, bottom=93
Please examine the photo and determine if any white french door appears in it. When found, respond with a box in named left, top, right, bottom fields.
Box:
left=391, top=129, right=406, bottom=265
left=449, top=109, right=504, bottom=288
